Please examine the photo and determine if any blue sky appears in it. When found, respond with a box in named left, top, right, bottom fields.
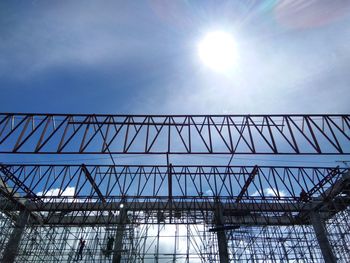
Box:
left=1, top=0, right=350, bottom=114
left=1, top=3, right=349, bottom=261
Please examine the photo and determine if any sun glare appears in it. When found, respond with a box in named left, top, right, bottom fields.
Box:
left=198, top=31, right=237, bottom=72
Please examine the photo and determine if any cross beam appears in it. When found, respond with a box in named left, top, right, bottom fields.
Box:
left=40, top=214, right=302, bottom=226
left=1, top=198, right=347, bottom=214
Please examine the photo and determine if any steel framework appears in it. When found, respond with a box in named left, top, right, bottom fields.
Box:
left=0, top=113, right=350, bottom=263
left=0, top=113, right=349, bottom=154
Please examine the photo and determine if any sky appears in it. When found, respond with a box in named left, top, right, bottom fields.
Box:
left=1, top=2, right=350, bottom=260
left=1, top=0, right=350, bottom=114
left=1, top=0, right=350, bottom=192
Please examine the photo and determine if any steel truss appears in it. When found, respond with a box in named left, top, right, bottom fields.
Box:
left=0, top=112, right=350, bottom=263
left=0, top=113, right=349, bottom=154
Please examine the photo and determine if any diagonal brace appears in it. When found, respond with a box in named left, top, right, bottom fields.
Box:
left=236, top=165, right=258, bottom=203
left=81, top=164, right=106, bottom=202
left=307, top=166, right=340, bottom=197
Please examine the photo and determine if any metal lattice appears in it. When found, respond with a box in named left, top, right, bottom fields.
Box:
left=0, top=113, right=350, bottom=263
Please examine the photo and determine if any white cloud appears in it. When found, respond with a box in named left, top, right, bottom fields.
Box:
left=252, top=187, right=286, bottom=197
left=37, top=186, right=75, bottom=197
left=37, top=186, right=75, bottom=203
left=205, top=189, right=213, bottom=196
left=265, top=187, right=286, bottom=197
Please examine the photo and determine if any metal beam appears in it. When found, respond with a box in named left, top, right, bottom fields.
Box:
left=1, top=113, right=349, bottom=154
left=41, top=214, right=304, bottom=226
left=1, top=164, right=347, bottom=204
left=168, top=163, right=173, bottom=201
left=236, top=165, right=258, bottom=203
left=81, top=164, right=106, bottom=202
left=2, top=198, right=346, bottom=213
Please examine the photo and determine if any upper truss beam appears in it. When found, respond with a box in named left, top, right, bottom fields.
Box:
left=0, top=113, right=349, bottom=154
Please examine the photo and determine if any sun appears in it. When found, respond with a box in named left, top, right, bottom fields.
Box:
left=198, top=31, right=238, bottom=72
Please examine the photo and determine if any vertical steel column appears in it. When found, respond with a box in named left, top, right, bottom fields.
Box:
left=2, top=209, right=29, bottom=263
left=167, top=154, right=173, bottom=223
left=310, top=212, right=337, bottom=263
left=215, top=202, right=229, bottom=263
left=112, top=207, right=127, bottom=263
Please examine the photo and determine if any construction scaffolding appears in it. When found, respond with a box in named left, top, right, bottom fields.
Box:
left=0, top=113, right=349, bottom=262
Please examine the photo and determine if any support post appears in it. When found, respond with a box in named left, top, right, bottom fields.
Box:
left=215, top=202, right=229, bottom=263
left=168, top=162, right=173, bottom=223
left=310, top=212, right=337, bottom=263
left=166, top=154, right=173, bottom=223
left=2, top=209, right=29, bottom=263
left=112, top=206, right=127, bottom=263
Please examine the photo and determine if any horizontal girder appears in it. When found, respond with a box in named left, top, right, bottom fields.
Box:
left=0, top=113, right=349, bottom=154
left=2, top=197, right=349, bottom=226
left=15, top=198, right=348, bottom=212
left=29, top=214, right=311, bottom=226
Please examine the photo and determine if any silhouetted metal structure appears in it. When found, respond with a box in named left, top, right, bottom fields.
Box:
left=0, top=113, right=349, bottom=262
left=0, top=113, right=349, bottom=154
